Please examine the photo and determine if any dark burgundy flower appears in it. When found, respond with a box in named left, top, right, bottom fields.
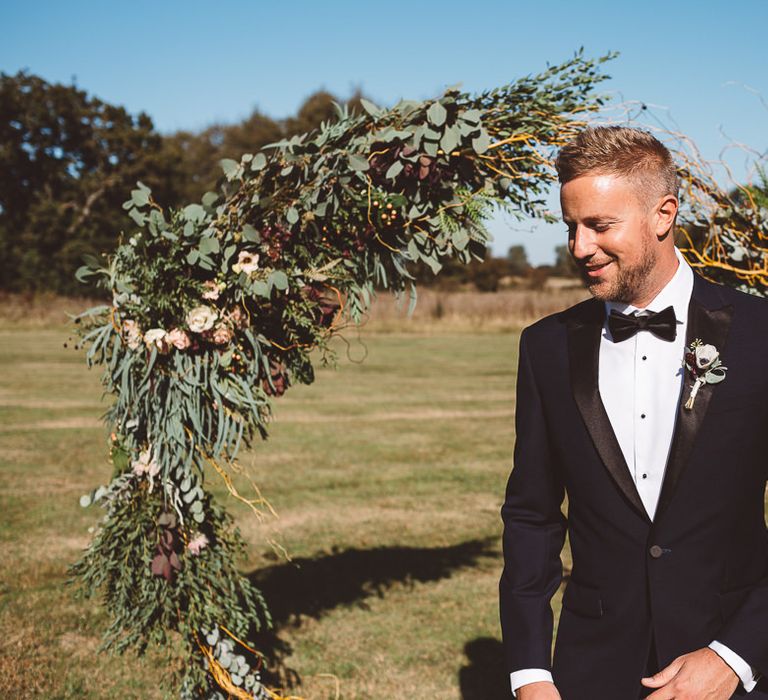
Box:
left=261, top=357, right=288, bottom=397
left=301, top=284, right=341, bottom=328
left=151, top=510, right=183, bottom=583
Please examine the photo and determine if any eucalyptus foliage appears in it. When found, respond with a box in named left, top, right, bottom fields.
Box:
left=70, top=51, right=614, bottom=698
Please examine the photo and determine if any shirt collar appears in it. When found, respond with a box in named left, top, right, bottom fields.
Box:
left=604, top=246, right=693, bottom=324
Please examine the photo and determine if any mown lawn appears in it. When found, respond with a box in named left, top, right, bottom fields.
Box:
left=0, top=323, right=571, bottom=699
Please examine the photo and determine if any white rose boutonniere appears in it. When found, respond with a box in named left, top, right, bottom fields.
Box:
left=683, top=339, right=727, bottom=410
left=185, top=305, right=218, bottom=333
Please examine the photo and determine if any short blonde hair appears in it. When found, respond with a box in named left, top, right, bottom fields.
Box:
left=554, top=126, right=678, bottom=207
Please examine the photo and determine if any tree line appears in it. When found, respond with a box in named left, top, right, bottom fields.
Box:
left=0, top=70, right=576, bottom=296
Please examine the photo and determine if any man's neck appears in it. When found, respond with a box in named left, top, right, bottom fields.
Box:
left=627, top=254, right=680, bottom=309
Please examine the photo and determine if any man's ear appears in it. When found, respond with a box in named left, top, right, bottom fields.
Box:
left=655, top=194, right=679, bottom=240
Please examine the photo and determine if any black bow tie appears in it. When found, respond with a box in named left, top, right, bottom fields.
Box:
left=607, top=305, right=678, bottom=342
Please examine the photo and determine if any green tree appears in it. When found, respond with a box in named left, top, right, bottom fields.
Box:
left=0, top=74, right=375, bottom=294
left=553, top=243, right=579, bottom=277
left=0, top=70, right=179, bottom=294
left=468, top=247, right=508, bottom=292
left=161, top=89, right=369, bottom=205
left=506, top=244, right=530, bottom=275
left=160, top=111, right=283, bottom=204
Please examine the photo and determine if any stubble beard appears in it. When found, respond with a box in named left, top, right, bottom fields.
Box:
left=581, top=238, right=658, bottom=304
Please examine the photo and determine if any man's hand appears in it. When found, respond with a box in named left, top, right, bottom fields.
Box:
left=517, top=681, right=562, bottom=699
left=641, top=647, right=740, bottom=699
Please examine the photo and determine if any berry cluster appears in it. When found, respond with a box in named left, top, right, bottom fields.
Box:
left=259, top=222, right=292, bottom=262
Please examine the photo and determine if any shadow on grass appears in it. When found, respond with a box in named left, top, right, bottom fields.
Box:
left=246, top=537, right=497, bottom=690
left=458, top=637, right=509, bottom=700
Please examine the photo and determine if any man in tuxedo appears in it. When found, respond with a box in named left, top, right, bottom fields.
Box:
left=499, top=126, right=768, bottom=699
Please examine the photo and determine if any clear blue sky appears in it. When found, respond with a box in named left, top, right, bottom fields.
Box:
left=2, top=0, right=766, bottom=264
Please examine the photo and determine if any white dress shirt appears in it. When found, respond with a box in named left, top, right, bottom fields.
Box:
left=510, top=247, right=759, bottom=695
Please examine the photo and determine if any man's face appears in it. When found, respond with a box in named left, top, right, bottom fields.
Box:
left=560, top=172, right=658, bottom=304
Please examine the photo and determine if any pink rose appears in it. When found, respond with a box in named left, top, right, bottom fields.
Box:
left=212, top=322, right=233, bottom=345
left=187, top=533, right=209, bottom=555
left=167, top=327, right=191, bottom=350
left=228, top=306, right=250, bottom=330
left=202, top=280, right=224, bottom=301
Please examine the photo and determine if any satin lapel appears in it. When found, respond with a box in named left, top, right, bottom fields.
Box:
left=654, top=281, right=734, bottom=522
left=567, top=301, right=651, bottom=523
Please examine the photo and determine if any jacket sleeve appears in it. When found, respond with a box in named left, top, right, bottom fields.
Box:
left=499, top=326, right=568, bottom=675
left=708, top=640, right=760, bottom=692
left=714, top=544, right=768, bottom=682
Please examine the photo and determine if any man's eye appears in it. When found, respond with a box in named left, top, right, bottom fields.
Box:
left=594, top=225, right=610, bottom=233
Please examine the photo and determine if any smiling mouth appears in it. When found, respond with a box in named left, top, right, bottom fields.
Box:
left=583, top=260, right=613, bottom=278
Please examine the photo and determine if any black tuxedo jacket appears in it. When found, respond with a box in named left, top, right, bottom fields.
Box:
left=499, top=271, right=768, bottom=699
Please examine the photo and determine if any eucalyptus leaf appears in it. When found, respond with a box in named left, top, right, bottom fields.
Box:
left=219, top=158, right=240, bottom=180
left=75, top=266, right=97, bottom=283
left=424, top=254, right=443, bottom=274
left=472, top=130, right=491, bottom=154
left=271, top=270, right=289, bottom=290
left=199, top=237, right=220, bottom=255
left=385, top=161, right=404, bottom=179
left=183, top=204, right=206, bottom=222
left=242, top=224, right=260, bottom=242
left=201, top=191, right=219, bottom=208
left=131, top=189, right=149, bottom=207
left=128, top=208, right=146, bottom=227
left=427, top=101, right=447, bottom=127
left=359, top=98, right=382, bottom=117
left=423, top=140, right=438, bottom=158
left=348, top=154, right=370, bottom=172
left=251, top=152, right=267, bottom=170
left=440, top=126, right=460, bottom=154
left=252, top=280, right=270, bottom=298
left=460, top=108, right=482, bottom=124
left=705, top=369, right=727, bottom=384
left=453, top=228, right=470, bottom=250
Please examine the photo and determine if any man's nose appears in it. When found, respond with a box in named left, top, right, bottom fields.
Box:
left=571, top=226, right=597, bottom=260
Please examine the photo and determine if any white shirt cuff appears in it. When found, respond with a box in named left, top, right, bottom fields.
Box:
left=709, top=640, right=760, bottom=692
left=510, top=669, right=554, bottom=696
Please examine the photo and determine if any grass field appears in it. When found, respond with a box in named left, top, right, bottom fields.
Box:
left=0, top=295, right=580, bottom=700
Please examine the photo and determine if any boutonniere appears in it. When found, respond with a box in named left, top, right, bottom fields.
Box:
left=683, top=339, right=727, bottom=410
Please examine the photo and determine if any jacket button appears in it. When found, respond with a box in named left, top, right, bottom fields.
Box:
left=649, top=545, right=663, bottom=558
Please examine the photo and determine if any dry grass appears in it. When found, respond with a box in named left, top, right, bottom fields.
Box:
left=0, top=284, right=592, bottom=699
left=0, top=285, right=589, bottom=335
left=0, top=323, right=543, bottom=699
left=358, top=285, right=588, bottom=333
left=0, top=291, right=104, bottom=329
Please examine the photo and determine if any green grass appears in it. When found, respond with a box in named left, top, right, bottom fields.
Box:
left=0, top=324, right=570, bottom=699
